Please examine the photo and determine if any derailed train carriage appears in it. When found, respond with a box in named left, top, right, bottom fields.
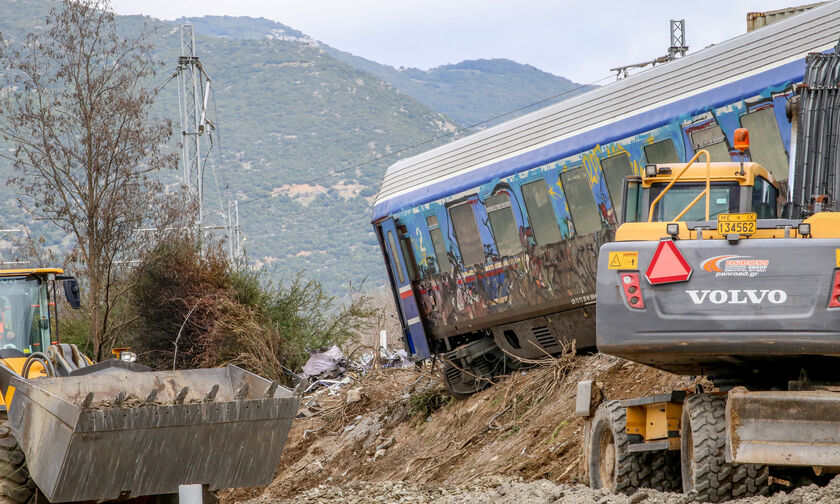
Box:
left=371, top=4, right=840, bottom=397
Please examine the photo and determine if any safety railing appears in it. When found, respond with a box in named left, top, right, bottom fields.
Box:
left=647, top=149, right=711, bottom=222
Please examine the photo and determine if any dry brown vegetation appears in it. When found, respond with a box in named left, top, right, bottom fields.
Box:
left=129, top=238, right=376, bottom=382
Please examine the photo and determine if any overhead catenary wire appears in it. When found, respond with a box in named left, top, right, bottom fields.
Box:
left=153, top=71, right=178, bottom=96
left=237, top=73, right=615, bottom=210
left=211, top=91, right=231, bottom=197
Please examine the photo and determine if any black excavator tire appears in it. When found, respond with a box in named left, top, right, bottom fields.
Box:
left=0, top=414, right=34, bottom=504
left=680, top=394, right=768, bottom=502
left=649, top=449, right=682, bottom=493
left=588, top=400, right=651, bottom=495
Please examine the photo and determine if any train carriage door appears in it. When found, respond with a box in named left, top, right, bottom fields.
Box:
left=377, top=218, right=431, bottom=359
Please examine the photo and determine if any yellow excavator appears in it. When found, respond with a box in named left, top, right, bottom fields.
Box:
left=0, top=268, right=299, bottom=503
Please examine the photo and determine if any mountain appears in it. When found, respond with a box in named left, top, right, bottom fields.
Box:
left=0, top=7, right=591, bottom=296
left=323, top=52, right=595, bottom=127
left=173, top=16, right=308, bottom=41
left=0, top=3, right=458, bottom=294
left=176, top=16, right=595, bottom=128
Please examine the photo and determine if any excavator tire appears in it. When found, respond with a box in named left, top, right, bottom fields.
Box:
left=0, top=414, right=34, bottom=504
left=649, top=450, right=682, bottom=492
left=680, top=394, right=768, bottom=502
left=588, top=400, right=651, bottom=495
left=731, top=463, right=770, bottom=499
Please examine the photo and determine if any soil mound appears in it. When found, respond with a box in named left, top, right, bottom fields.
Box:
left=226, top=352, right=700, bottom=503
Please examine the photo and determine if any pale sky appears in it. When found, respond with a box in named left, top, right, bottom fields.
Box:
left=111, top=0, right=827, bottom=83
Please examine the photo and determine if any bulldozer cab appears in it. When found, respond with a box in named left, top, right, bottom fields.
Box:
left=0, top=271, right=55, bottom=358
left=611, top=140, right=817, bottom=242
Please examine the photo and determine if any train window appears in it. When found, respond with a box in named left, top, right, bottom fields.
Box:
left=752, top=176, right=778, bottom=219
left=560, top=168, right=603, bottom=235
left=521, top=179, right=563, bottom=246
left=485, top=193, right=521, bottom=257
left=448, top=203, right=485, bottom=266
left=644, top=139, right=679, bottom=164
left=740, top=108, right=788, bottom=180
left=426, top=215, right=451, bottom=274
left=600, top=153, right=633, bottom=209
left=689, top=124, right=731, bottom=162
left=398, top=226, right=419, bottom=282
left=386, top=230, right=405, bottom=284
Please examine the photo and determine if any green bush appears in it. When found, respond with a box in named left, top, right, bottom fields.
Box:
left=56, top=311, right=94, bottom=357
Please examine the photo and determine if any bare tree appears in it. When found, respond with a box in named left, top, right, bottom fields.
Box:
left=0, top=0, right=190, bottom=360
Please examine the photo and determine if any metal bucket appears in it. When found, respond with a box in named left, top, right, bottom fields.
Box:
left=3, top=361, right=299, bottom=502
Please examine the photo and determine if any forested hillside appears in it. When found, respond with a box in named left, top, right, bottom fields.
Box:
left=0, top=4, right=590, bottom=294
left=0, top=2, right=459, bottom=293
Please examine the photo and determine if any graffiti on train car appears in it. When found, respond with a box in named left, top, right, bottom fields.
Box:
left=387, top=85, right=797, bottom=340
left=414, top=228, right=613, bottom=333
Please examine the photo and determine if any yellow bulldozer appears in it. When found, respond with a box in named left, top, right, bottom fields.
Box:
left=0, top=268, right=299, bottom=503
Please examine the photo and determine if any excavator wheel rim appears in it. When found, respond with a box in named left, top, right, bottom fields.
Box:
left=597, top=427, right=617, bottom=492
left=587, top=400, right=651, bottom=495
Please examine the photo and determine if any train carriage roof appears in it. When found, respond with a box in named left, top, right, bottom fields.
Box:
left=372, top=1, right=840, bottom=221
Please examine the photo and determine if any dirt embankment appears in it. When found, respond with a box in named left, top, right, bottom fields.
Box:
left=228, top=354, right=840, bottom=504
left=223, top=353, right=695, bottom=502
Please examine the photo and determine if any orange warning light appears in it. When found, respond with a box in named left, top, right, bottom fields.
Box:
left=734, top=128, right=750, bottom=151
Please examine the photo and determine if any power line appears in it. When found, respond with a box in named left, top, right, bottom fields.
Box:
left=152, top=71, right=178, bottom=96
left=211, top=91, right=231, bottom=196
left=237, top=73, right=614, bottom=209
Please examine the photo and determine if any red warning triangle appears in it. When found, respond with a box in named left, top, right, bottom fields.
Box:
left=645, top=239, right=692, bottom=285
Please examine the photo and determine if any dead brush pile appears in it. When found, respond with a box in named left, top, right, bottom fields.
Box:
left=130, top=238, right=376, bottom=383
left=241, top=350, right=703, bottom=504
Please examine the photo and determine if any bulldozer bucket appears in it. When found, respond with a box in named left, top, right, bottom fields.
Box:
left=0, top=361, right=299, bottom=502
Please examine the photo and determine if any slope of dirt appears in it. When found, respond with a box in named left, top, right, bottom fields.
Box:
left=226, top=352, right=840, bottom=503
left=224, top=352, right=704, bottom=504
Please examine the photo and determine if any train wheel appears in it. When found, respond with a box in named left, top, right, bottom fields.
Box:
left=442, top=360, right=491, bottom=399
left=0, top=414, right=34, bottom=504
left=649, top=449, right=682, bottom=492
left=588, top=400, right=650, bottom=494
left=680, top=394, right=768, bottom=502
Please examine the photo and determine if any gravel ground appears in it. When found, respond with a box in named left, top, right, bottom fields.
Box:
left=255, top=475, right=840, bottom=504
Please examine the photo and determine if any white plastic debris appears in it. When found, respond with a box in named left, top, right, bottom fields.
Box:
left=302, top=346, right=346, bottom=378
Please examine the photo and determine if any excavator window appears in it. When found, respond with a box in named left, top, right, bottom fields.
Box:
left=752, top=176, right=778, bottom=219
left=649, top=182, right=740, bottom=221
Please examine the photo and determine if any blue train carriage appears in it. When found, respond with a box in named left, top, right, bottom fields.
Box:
left=371, top=4, right=840, bottom=397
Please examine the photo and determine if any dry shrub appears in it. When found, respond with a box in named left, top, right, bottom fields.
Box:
left=130, top=238, right=376, bottom=382
left=491, top=343, right=578, bottom=428
left=408, top=386, right=452, bottom=419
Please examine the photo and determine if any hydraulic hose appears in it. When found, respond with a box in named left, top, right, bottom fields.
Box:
left=22, top=352, right=56, bottom=379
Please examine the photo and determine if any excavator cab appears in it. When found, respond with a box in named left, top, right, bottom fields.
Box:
left=621, top=161, right=780, bottom=225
